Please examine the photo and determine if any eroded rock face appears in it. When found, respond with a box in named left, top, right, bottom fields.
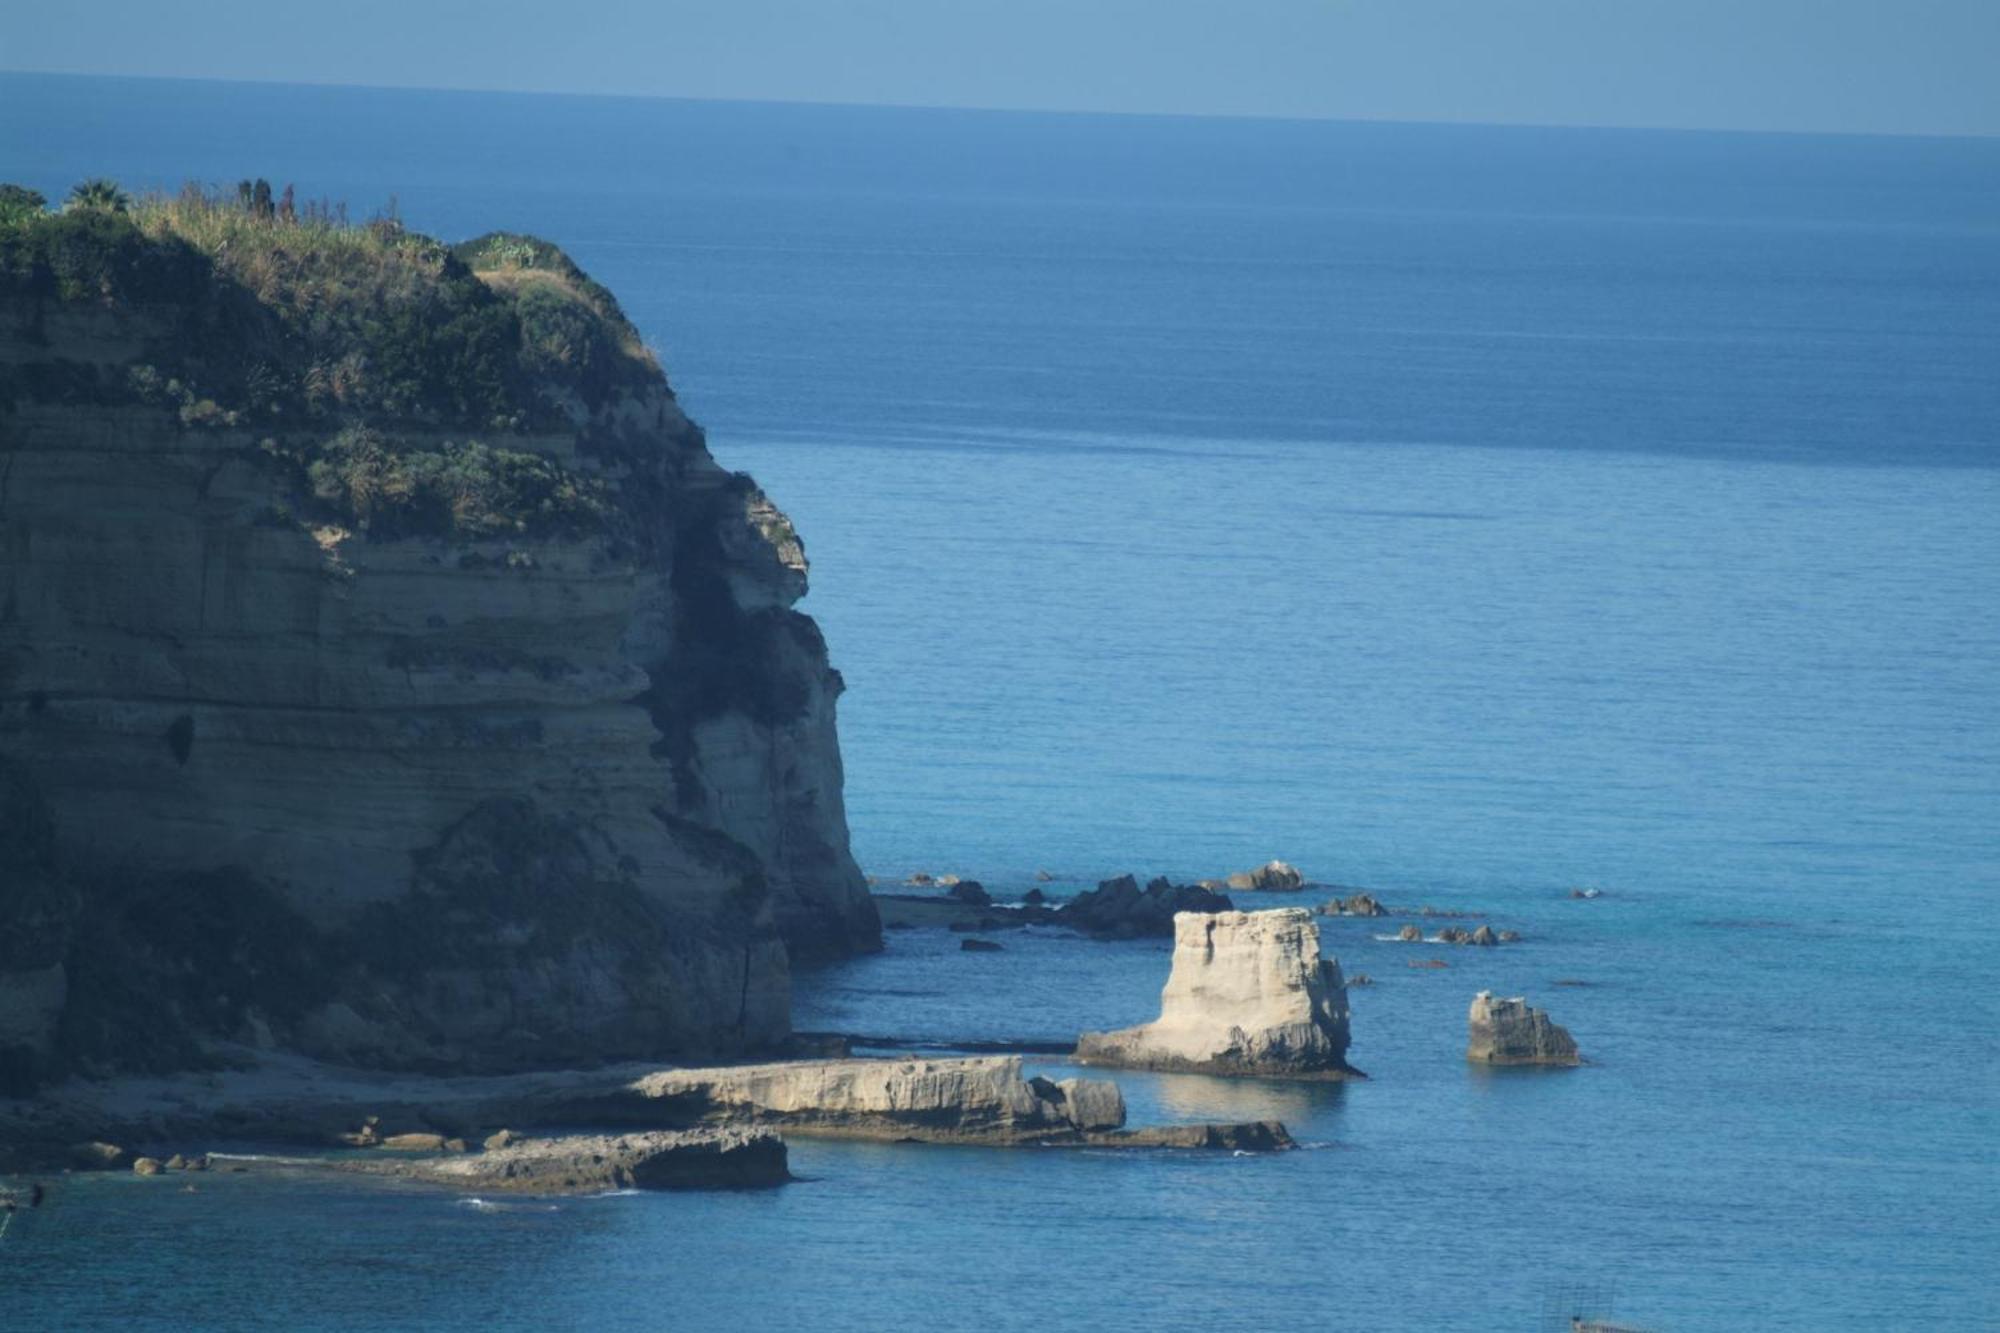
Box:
left=1466, top=992, right=1580, bottom=1066
left=0, top=260, right=877, bottom=1081
left=1075, top=909, right=1357, bottom=1078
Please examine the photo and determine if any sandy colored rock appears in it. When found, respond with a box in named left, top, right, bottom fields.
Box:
left=629, top=1055, right=1128, bottom=1143
left=131, top=1156, right=164, bottom=1176
left=379, top=1132, right=449, bottom=1152
left=1075, top=909, right=1356, bottom=1078
left=1467, top=992, right=1581, bottom=1066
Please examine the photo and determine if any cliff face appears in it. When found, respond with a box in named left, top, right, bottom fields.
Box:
left=0, top=202, right=877, bottom=1087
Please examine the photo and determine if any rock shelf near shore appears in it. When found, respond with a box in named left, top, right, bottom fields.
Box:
left=1075, top=909, right=1358, bottom=1079
left=347, top=1129, right=791, bottom=1194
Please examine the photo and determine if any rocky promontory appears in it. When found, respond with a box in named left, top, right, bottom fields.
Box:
left=0, top=184, right=878, bottom=1089
left=1076, top=909, right=1358, bottom=1078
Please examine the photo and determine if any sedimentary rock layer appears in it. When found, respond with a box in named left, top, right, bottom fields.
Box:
left=1076, top=909, right=1357, bottom=1078
left=0, top=218, right=877, bottom=1082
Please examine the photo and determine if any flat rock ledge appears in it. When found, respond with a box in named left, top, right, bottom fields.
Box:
left=1, top=1053, right=1297, bottom=1165
left=1075, top=909, right=1359, bottom=1079
left=1467, top=992, right=1581, bottom=1067
left=343, top=1129, right=790, bottom=1194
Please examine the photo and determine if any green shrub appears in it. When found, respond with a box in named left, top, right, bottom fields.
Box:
left=305, top=425, right=612, bottom=542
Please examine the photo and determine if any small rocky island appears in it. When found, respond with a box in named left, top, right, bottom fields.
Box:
left=1467, top=992, right=1581, bottom=1066
left=1076, top=909, right=1359, bottom=1078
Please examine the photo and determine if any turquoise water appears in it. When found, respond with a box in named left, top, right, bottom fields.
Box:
left=3, top=75, right=1997, bottom=1329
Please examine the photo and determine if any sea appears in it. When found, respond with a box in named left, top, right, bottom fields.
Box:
left=2, top=73, right=1996, bottom=1331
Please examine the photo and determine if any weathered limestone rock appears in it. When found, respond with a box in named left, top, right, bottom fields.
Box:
left=0, top=245, right=880, bottom=1080
left=340, top=1129, right=788, bottom=1194
left=1467, top=992, right=1580, bottom=1066
left=626, top=1055, right=1128, bottom=1144
left=1074, top=909, right=1357, bottom=1078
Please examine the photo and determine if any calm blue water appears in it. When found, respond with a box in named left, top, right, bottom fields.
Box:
left=3, top=74, right=1998, bottom=1330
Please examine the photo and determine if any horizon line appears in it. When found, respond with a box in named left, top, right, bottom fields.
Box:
left=4, top=66, right=1995, bottom=145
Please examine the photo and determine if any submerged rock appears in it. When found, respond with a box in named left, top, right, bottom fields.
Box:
left=1466, top=992, right=1580, bottom=1066
left=960, top=938, right=1004, bottom=952
left=1075, top=909, right=1357, bottom=1079
left=946, top=880, right=991, bottom=906
left=1397, top=925, right=1423, bottom=942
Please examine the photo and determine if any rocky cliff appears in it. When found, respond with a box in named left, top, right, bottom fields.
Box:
left=0, top=188, right=878, bottom=1089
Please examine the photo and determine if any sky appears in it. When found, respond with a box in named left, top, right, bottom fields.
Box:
left=3, top=0, right=1996, bottom=137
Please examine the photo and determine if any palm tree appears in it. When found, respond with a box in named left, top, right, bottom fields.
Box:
left=65, top=178, right=130, bottom=213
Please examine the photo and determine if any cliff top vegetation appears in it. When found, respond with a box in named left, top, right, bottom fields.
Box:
left=0, top=178, right=662, bottom=433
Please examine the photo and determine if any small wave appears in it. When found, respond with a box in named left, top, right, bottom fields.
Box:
left=456, top=1197, right=561, bottom=1213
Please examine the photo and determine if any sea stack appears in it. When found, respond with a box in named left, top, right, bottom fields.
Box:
left=1466, top=992, right=1581, bottom=1066
left=1075, top=908, right=1357, bottom=1078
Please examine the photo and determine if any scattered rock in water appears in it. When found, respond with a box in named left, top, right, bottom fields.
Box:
left=1498, top=930, right=1520, bottom=943
left=946, top=880, right=991, bottom=906
left=164, top=1154, right=187, bottom=1171
left=131, top=1157, right=164, bottom=1176
left=1468, top=925, right=1498, bottom=947
left=1554, top=978, right=1594, bottom=988
left=1034, top=870, right=1055, bottom=882
left=69, top=1141, right=130, bottom=1171
left=1022, top=887, right=1047, bottom=905
left=1409, top=958, right=1450, bottom=969
left=1076, top=909, right=1358, bottom=1079
left=183, top=1153, right=210, bottom=1171
left=1347, top=973, right=1375, bottom=987
left=960, top=938, right=1004, bottom=952
left=1570, top=888, right=1603, bottom=900
left=1224, top=860, right=1305, bottom=892
left=1467, top=991, right=1580, bottom=1066
left=937, top=874, right=961, bottom=887
left=1058, top=873, right=1234, bottom=938
left=379, top=1133, right=449, bottom=1152
left=908, top=872, right=935, bottom=886
left=1317, top=892, right=1386, bottom=917
left=1437, top=926, right=1471, bottom=945
left=1397, top=924, right=1423, bottom=942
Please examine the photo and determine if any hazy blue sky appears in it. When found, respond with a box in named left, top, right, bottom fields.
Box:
left=4, top=0, right=1995, bottom=136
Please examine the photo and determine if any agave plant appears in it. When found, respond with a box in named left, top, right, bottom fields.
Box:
left=65, top=178, right=130, bottom=213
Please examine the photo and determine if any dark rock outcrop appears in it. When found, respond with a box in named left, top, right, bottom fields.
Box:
left=1058, top=874, right=1234, bottom=938
left=1225, top=860, right=1305, bottom=892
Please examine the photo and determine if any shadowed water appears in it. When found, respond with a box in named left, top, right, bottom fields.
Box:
left=2, top=74, right=1996, bottom=1330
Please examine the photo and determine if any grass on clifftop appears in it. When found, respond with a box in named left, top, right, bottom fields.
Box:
left=0, top=179, right=662, bottom=433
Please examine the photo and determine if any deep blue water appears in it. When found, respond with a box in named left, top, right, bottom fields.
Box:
left=3, top=74, right=1998, bottom=1330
